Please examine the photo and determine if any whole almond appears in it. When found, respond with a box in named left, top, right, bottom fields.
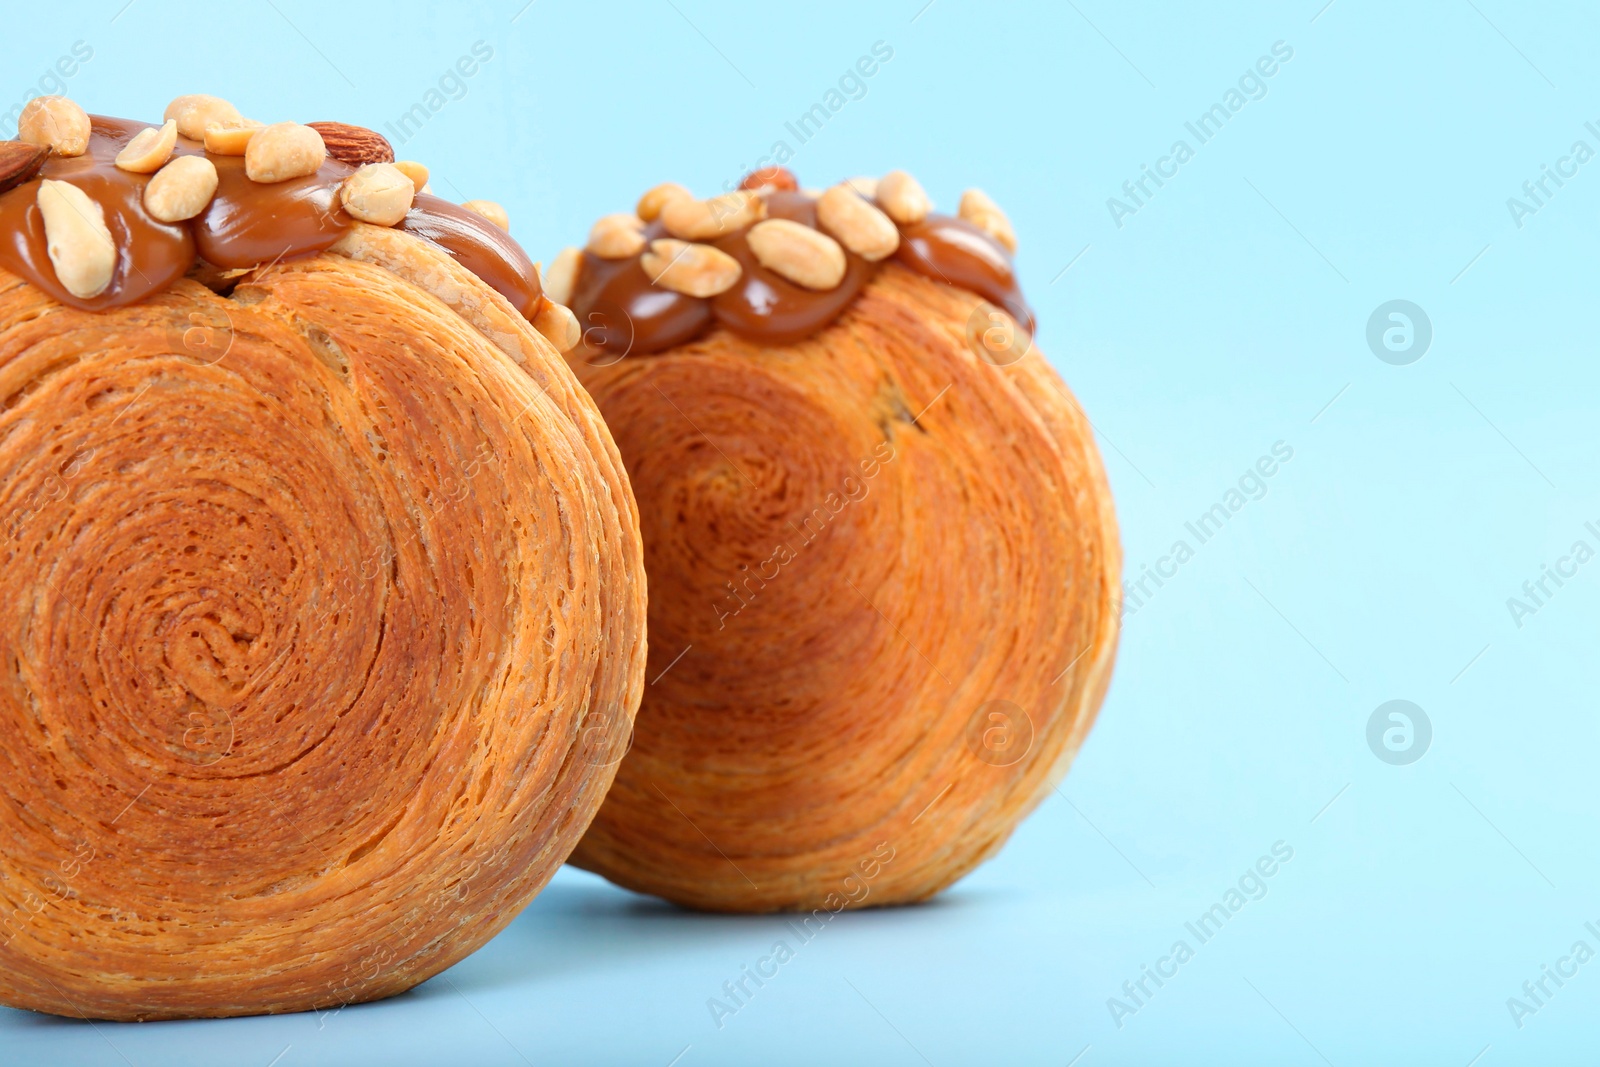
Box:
left=746, top=219, right=847, bottom=290
left=641, top=239, right=742, bottom=298
left=18, top=97, right=91, bottom=157
left=307, top=122, right=395, bottom=166
left=816, top=184, right=899, bottom=262
left=114, top=119, right=178, bottom=174
left=339, top=163, right=414, bottom=226
left=543, top=247, right=583, bottom=307
left=661, top=191, right=764, bottom=240
left=587, top=213, right=646, bottom=259
left=740, top=166, right=798, bottom=192
left=145, top=156, right=220, bottom=223
left=636, top=182, right=691, bottom=223
left=0, top=141, right=51, bottom=194
left=37, top=179, right=115, bottom=298
left=958, top=188, right=1017, bottom=252
left=245, top=122, right=326, bottom=183
left=876, top=170, right=931, bottom=225
left=164, top=95, right=243, bottom=141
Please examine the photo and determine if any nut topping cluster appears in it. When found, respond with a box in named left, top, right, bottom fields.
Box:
left=555, top=168, right=1018, bottom=305
left=0, top=93, right=581, bottom=350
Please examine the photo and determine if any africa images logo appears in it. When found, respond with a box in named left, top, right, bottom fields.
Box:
left=1365, top=300, right=1432, bottom=366
left=1366, top=700, right=1431, bottom=766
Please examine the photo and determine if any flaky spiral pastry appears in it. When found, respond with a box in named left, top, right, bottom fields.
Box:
left=0, top=224, right=645, bottom=1019
left=567, top=263, right=1119, bottom=912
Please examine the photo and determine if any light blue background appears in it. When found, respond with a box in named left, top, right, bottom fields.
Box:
left=3, top=1, right=1597, bottom=1064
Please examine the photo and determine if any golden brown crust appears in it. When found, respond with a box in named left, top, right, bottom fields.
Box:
left=0, top=227, right=646, bottom=1019
left=566, top=264, right=1118, bottom=912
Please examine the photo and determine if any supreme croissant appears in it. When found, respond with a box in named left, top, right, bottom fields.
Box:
left=550, top=167, right=1121, bottom=912
left=0, top=95, right=644, bottom=1019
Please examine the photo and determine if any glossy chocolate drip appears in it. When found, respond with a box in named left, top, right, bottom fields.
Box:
left=567, top=182, right=1033, bottom=359
left=195, top=152, right=353, bottom=270
left=399, top=194, right=541, bottom=318
left=570, top=220, right=710, bottom=362
left=0, top=114, right=543, bottom=322
left=897, top=215, right=1034, bottom=334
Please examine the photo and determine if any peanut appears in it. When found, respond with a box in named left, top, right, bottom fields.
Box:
left=958, top=188, right=1017, bottom=252
left=393, top=160, right=429, bottom=194
left=876, top=170, right=931, bottom=225
left=113, top=120, right=178, bottom=173
left=533, top=299, right=581, bottom=353
left=462, top=199, right=509, bottom=230
left=740, top=166, right=798, bottom=192
left=660, top=191, right=764, bottom=240
left=746, top=219, right=846, bottom=290
left=816, top=184, right=899, bottom=262
left=543, top=247, right=583, bottom=307
left=587, top=213, right=646, bottom=259
left=203, top=120, right=263, bottom=156
left=640, top=238, right=742, bottom=298
left=163, top=95, right=243, bottom=141
left=17, top=97, right=90, bottom=157
left=144, top=156, right=219, bottom=223
left=843, top=175, right=878, bottom=200
left=244, top=122, right=326, bottom=183
left=339, top=163, right=415, bottom=226
left=636, top=182, right=691, bottom=223
left=37, top=180, right=115, bottom=298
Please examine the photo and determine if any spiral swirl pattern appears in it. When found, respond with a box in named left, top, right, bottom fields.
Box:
left=0, top=226, right=645, bottom=1019
left=568, top=264, right=1119, bottom=912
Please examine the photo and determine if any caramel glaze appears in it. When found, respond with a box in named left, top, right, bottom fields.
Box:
left=399, top=194, right=542, bottom=318
left=569, top=186, right=1034, bottom=360
left=0, top=115, right=542, bottom=319
left=898, top=214, right=1034, bottom=334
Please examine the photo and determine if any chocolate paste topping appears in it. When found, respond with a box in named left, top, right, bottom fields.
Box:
left=568, top=174, right=1033, bottom=360
left=0, top=115, right=541, bottom=318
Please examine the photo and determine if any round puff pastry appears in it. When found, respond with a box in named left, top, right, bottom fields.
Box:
left=0, top=224, right=645, bottom=1019
left=561, top=183, right=1120, bottom=912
